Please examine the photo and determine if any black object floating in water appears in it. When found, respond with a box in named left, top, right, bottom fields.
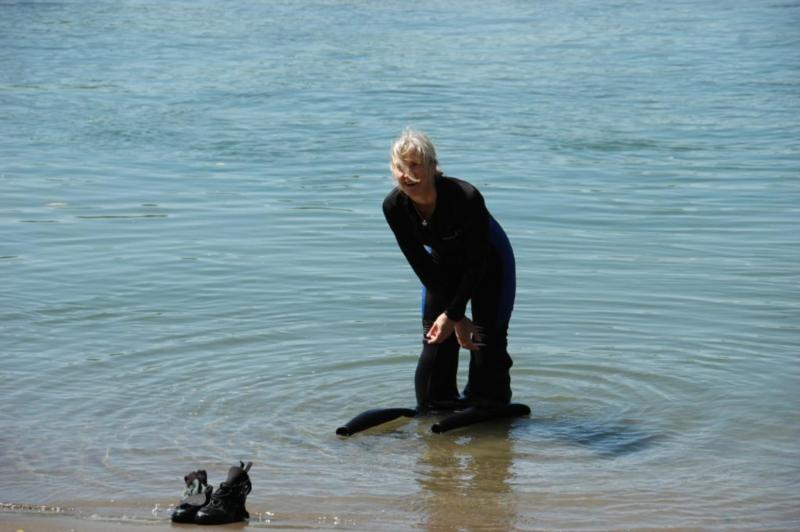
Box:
left=431, top=403, right=531, bottom=434
left=336, top=408, right=418, bottom=436
left=336, top=403, right=530, bottom=436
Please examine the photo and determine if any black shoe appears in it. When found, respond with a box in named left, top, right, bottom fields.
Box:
left=194, top=461, right=252, bottom=525
left=171, top=469, right=213, bottom=523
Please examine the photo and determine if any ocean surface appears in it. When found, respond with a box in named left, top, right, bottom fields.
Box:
left=1, top=0, right=799, bottom=529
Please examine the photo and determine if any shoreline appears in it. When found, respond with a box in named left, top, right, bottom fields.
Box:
left=0, top=513, right=250, bottom=531
left=1, top=507, right=252, bottom=531
left=0, top=502, right=365, bottom=531
left=1, top=512, right=304, bottom=532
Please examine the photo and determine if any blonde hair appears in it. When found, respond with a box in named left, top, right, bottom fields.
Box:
left=390, top=128, right=442, bottom=182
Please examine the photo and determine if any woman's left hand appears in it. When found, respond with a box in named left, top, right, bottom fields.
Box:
left=426, top=313, right=456, bottom=344
left=454, top=317, right=482, bottom=351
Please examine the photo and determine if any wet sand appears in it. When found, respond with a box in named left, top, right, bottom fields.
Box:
left=1, top=512, right=251, bottom=531
left=0, top=503, right=263, bottom=532
left=0, top=501, right=366, bottom=531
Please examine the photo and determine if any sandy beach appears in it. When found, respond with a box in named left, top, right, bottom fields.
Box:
left=0, top=503, right=266, bottom=532
left=1, top=512, right=252, bottom=532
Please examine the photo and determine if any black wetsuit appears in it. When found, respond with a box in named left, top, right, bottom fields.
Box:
left=383, top=175, right=515, bottom=407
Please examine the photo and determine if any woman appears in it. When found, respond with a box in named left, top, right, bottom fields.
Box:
left=383, top=129, right=516, bottom=411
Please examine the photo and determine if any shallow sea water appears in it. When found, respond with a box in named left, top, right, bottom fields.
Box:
left=1, top=0, right=799, bottom=529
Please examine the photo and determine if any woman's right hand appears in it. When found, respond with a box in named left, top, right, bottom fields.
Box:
left=426, top=312, right=456, bottom=344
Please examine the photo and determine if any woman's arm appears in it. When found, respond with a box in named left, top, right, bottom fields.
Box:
left=383, top=198, right=443, bottom=292
left=443, top=188, right=490, bottom=322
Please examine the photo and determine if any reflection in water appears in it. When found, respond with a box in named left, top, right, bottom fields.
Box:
left=416, top=424, right=518, bottom=531
left=412, top=413, right=657, bottom=529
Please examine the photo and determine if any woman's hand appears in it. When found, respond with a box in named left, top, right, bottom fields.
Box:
left=426, top=313, right=456, bottom=344
left=454, top=317, right=483, bottom=351
left=427, top=314, right=483, bottom=350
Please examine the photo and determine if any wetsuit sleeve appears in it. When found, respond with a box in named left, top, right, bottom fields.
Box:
left=383, top=197, right=443, bottom=292
left=444, top=190, right=490, bottom=322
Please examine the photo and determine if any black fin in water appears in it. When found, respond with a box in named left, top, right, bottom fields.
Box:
left=336, top=407, right=418, bottom=436
left=431, top=403, right=531, bottom=434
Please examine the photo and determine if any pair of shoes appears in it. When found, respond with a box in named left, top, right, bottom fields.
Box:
left=171, top=461, right=253, bottom=525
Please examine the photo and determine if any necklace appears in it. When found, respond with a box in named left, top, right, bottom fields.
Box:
left=411, top=202, right=430, bottom=226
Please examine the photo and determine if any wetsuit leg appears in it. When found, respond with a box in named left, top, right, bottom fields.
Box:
left=463, top=217, right=516, bottom=405
left=462, top=325, right=513, bottom=404
left=416, top=286, right=460, bottom=409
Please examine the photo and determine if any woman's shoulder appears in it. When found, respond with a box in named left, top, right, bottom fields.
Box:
left=439, top=175, right=483, bottom=203
left=382, top=186, right=405, bottom=213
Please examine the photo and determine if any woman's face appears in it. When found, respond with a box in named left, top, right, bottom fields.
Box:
left=392, top=152, right=436, bottom=201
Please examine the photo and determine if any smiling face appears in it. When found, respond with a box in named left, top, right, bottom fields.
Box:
left=390, top=129, right=441, bottom=206
left=392, top=151, right=437, bottom=202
